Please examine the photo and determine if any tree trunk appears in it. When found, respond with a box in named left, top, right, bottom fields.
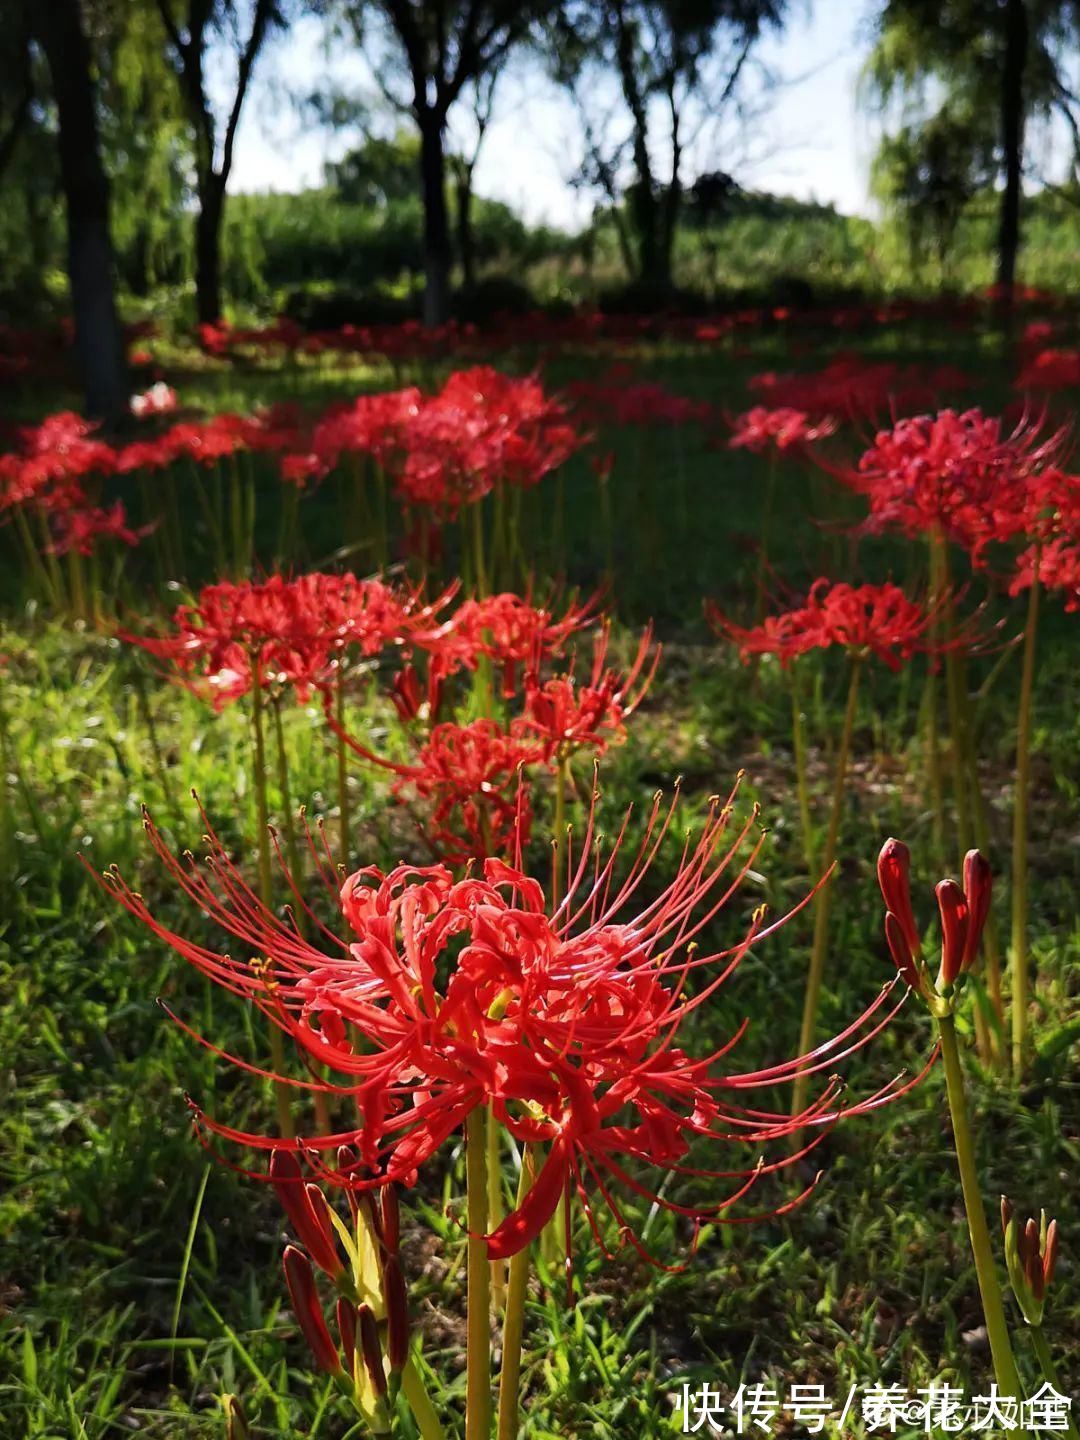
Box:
left=195, top=176, right=225, bottom=325
left=418, top=109, right=451, bottom=327
left=996, top=0, right=1028, bottom=302
left=33, top=0, right=126, bottom=421
left=456, top=163, right=476, bottom=291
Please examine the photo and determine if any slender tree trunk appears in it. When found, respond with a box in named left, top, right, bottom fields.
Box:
left=456, top=164, right=477, bottom=291
left=997, top=0, right=1028, bottom=302
left=195, top=175, right=226, bottom=325
left=418, top=107, right=452, bottom=327
left=33, top=0, right=126, bottom=421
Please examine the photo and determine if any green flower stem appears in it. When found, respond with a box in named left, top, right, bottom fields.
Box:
left=465, top=1108, right=492, bottom=1440
left=789, top=662, right=815, bottom=872
left=938, top=1013, right=1026, bottom=1418
left=250, top=680, right=293, bottom=1140
left=487, top=1109, right=506, bottom=1313
left=497, top=1147, right=537, bottom=1440
left=472, top=498, right=488, bottom=598
left=1028, top=1328, right=1078, bottom=1440
left=336, top=666, right=350, bottom=871
left=791, top=655, right=860, bottom=1120
left=1011, top=572, right=1040, bottom=1075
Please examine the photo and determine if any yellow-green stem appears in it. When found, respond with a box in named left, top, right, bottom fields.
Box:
left=401, top=1358, right=447, bottom=1440
left=789, top=663, right=815, bottom=872
left=272, top=696, right=332, bottom=1136
left=1028, top=1328, right=1078, bottom=1440
left=472, top=499, right=488, bottom=598
left=487, top=1109, right=506, bottom=1312
left=497, top=1147, right=537, bottom=1440
left=336, top=666, right=350, bottom=870
left=465, top=1108, right=492, bottom=1440
left=791, top=657, right=860, bottom=1120
left=1011, top=574, right=1040, bottom=1075
left=541, top=757, right=570, bottom=1269
left=937, top=1013, right=1026, bottom=1418
left=251, top=682, right=294, bottom=1140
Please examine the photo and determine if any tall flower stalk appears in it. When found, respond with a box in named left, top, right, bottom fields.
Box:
left=877, top=839, right=1027, bottom=1421
left=1011, top=569, right=1040, bottom=1074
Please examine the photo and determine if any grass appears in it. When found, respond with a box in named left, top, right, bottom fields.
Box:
left=0, top=312, right=1077, bottom=1438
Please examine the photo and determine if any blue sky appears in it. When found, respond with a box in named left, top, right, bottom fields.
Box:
left=226, top=0, right=883, bottom=225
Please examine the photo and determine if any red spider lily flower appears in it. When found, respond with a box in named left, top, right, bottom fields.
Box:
left=424, top=589, right=602, bottom=696
left=1001, top=1198, right=1059, bottom=1326
left=728, top=407, right=836, bottom=453
left=849, top=408, right=1065, bottom=556
left=95, top=781, right=930, bottom=1269
left=283, top=1246, right=344, bottom=1375
left=517, top=623, right=659, bottom=760
left=1015, top=347, right=1080, bottom=394
left=44, top=500, right=153, bottom=557
left=876, top=839, right=992, bottom=1001
left=327, top=714, right=546, bottom=862
left=1009, top=536, right=1080, bottom=610
left=122, top=573, right=449, bottom=708
left=709, top=580, right=935, bottom=672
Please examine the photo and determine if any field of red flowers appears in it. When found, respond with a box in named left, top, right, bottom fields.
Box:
left=1, top=298, right=1077, bottom=1438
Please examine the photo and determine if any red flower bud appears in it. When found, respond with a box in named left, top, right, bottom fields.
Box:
left=877, top=839, right=920, bottom=959
left=380, top=1185, right=400, bottom=1254
left=1001, top=1195, right=1013, bottom=1234
left=282, top=1245, right=341, bottom=1375
left=1044, top=1219, right=1059, bottom=1287
left=336, top=1298, right=357, bottom=1375
left=381, top=1254, right=410, bottom=1372
left=357, top=1303, right=387, bottom=1397
left=935, top=879, right=970, bottom=988
left=269, top=1151, right=343, bottom=1280
left=885, top=911, right=922, bottom=991
left=961, top=850, right=992, bottom=973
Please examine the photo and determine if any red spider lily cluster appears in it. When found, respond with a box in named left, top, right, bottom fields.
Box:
left=848, top=408, right=1066, bottom=556
left=0, top=411, right=151, bottom=558
left=123, top=573, right=453, bottom=708
left=728, top=406, right=836, bottom=454
left=97, top=780, right=927, bottom=1267
left=708, top=579, right=936, bottom=670
left=291, top=367, right=582, bottom=519
left=566, top=366, right=713, bottom=428
left=747, top=357, right=971, bottom=426
left=328, top=604, right=656, bottom=861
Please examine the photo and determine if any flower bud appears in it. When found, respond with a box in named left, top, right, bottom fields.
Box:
left=282, top=1246, right=342, bottom=1374
left=885, top=911, right=923, bottom=992
left=961, top=850, right=992, bottom=972
left=877, top=839, right=920, bottom=959
left=269, top=1150, right=344, bottom=1281
left=336, top=1298, right=357, bottom=1376
left=357, top=1303, right=387, bottom=1398
left=1001, top=1197, right=1058, bottom=1326
left=221, top=1394, right=249, bottom=1440
left=380, top=1185, right=400, bottom=1254
left=381, top=1253, right=410, bottom=1372
left=935, top=879, right=969, bottom=989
